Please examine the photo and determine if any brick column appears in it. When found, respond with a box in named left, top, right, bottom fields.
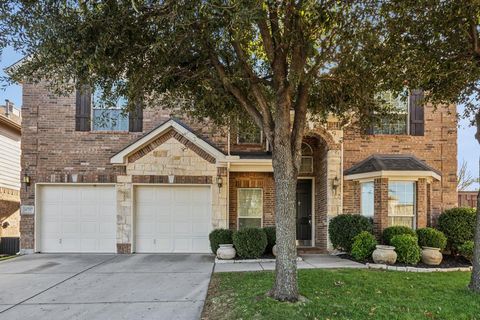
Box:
left=426, top=183, right=432, bottom=226
left=374, top=178, right=389, bottom=237
left=416, top=178, right=428, bottom=229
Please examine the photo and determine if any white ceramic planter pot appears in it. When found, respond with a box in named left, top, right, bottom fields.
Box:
left=372, top=245, right=397, bottom=265
left=421, top=247, right=443, bottom=265
left=216, top=244, right=236, bottom=260
left=272, top=244, right=277, bottom=257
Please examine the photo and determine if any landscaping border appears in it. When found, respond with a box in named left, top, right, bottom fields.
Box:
left=215, top=257, right=303, bottom=264
left=366, top=263, right=472, bottom=272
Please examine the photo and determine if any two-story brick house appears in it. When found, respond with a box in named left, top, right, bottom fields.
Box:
left=18, top=82, right=457, bottom=254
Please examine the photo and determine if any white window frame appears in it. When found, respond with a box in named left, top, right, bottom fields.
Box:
left=374, top=91, right=410, bottom=135
left=237, top=188, right=263, bottom=229
left=91, top=90, right=129, bottom=132
left=300, top=142, right=314, bottom=174
left=360, top=181, right=374, bottom=218
left=387, top=180, right=417, bottom=229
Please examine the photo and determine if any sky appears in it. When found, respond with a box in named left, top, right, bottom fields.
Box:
left=1, top=48, right=479, bottom=190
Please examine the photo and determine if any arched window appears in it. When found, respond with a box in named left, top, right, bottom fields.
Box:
left=300, top=142, right=313, bottom=173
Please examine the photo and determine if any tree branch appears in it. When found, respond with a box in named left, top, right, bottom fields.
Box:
left=230, top=37, right=275, bottom=141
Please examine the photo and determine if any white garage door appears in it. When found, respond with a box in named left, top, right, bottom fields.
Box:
left=135, top=186, right=212, bottom=253
left=38, top=185, right=116, bottom=253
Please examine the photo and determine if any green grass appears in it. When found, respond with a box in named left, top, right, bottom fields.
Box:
left=202, top=269, right=480, bottom=320
left=0, top=255, right=17, bottom=261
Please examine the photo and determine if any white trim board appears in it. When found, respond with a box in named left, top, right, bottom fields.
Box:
left=344, top=170, right=441, bottom=182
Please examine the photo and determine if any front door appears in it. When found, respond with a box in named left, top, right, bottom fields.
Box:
left=296, top=179, right=312, bottom=246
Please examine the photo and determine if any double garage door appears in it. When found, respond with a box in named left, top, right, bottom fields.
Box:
left=37, top=185, right=212, bottom=253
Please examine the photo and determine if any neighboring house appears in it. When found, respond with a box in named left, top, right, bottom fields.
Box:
left=0, top=100, right=21, bottom=239
left=458, top=191, right=478, bottom=208
left=18, top=82, right=457, bottom=254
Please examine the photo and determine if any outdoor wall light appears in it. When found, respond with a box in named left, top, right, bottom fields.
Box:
left=23, top=173, right=31, bottom=190
left=217, top=176, right=223, bottom=188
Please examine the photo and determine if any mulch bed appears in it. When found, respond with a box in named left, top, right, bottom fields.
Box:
left=337, top=253, right=471, bottom=269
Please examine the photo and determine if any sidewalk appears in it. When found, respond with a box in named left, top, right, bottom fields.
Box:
left=214, top=254, right=366, bottom=273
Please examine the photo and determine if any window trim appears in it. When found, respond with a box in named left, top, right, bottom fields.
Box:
left=360, top=181, right=374, bottom=218
left=373, top=91, right=411, bottom=136
left=299, top=142, right=314, bottom=174
left=237, top=188, right=263, bottom=229
left=387, top=180, right=417, bottom=229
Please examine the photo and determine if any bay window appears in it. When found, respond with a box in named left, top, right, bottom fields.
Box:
left=361, top=182, right=374, bottom=218
left=388, top=181, right=416, bottom=228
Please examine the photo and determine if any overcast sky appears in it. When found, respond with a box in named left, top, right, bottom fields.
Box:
left=1, top=48, right=478, bottom=191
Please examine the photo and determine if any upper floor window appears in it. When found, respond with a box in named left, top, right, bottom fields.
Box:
left=300, top=142, right=313, bottom=174
left=237, top=118, right=262, bottom=144
left=374, top=91, right=409, bottom=135
left=370, top=90, right=425, bottom=136
left=75, top=85, right=143, bottom=133
left=92, top=90, right=129, bottom=132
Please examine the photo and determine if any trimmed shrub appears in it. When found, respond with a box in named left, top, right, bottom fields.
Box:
left=382, top=226, right=416, bottom=245
left=329, top=214, right=373, bottom=252
left=263, top=227, right=276, bottom=254
left=351, top=231, right=377, bottom=261
left=416, top=228, right=447, bottom=250
left=233, top=228, right=267, bottom=259
left=458, top=241, right=474, bottom=263
left=391, top=234, right=421, bottom=265
left=209, top=229, right=233, bottom=254
left=438, top=207, right=476, bottom=251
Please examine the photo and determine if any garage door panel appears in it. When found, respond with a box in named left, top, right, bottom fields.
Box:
left=39, top=185, right=116, bottom=253
left=135, top=186, right=211, bottom=253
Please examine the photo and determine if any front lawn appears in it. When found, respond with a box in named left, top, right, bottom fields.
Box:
left=202, top=269, right=479, bottom=320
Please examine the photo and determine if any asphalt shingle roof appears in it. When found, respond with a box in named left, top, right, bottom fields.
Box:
left=344, top=154, right=441, bottom=176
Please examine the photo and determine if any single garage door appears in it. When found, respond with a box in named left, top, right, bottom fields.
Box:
left=38, top=185, right=116, bottom=253
left=135, top=186, right=212, bottom=253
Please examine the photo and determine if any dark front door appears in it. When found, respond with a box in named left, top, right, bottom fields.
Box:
left=296, top=179, right=312, bottom=246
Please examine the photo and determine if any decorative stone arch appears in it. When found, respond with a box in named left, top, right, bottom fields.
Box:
left=304, top=125, right=343, bottom=251
left=304, top=126, right=341, bottom=151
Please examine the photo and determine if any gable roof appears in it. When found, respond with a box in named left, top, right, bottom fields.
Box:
left=110, top=118, right=225, bottom=164
left=344, top=154, right=441, bottom=181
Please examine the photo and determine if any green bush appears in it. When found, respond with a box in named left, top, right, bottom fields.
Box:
left=416, top=228, right=447, bottom=250
left=329, top=214, right=373, bottom=252
left=382, top=226, right=417, bottom=245
left=438, top=207, right=476, bottom=251
left=263, top=227, right=276, bottom=254
left=209, top=229, right=233, bottom=254
left=351, top=231, right=377, bottom=261
left=391, top=234, right=421, bottom=265
left=458, top=241, right=474, bottom=263
left=233, top=228, right=267, bottom=259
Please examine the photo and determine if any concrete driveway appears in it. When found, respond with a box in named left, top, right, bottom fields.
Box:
left=0, top=254, right=214, bottom=320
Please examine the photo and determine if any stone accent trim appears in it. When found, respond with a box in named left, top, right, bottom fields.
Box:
left=36, top=173, right=118, bottom=184
left=128, top=129, right=217, bottom=164
left=132, top=175, right=212, bottom=184
left=367, top=263, right=472, bottom=273
left=117, top=243, right=132, bottom=254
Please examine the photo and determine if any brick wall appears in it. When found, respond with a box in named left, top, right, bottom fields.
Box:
left=0, top=187, right=20, bottom=237
left=343, top=103, right=457, bottom=222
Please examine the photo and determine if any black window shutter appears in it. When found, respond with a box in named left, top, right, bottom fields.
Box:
left=409, top=89, right=424, bottom=136
left=75, top=86, right=91, bottom=131
left=129, top=101, right=143, bottom=132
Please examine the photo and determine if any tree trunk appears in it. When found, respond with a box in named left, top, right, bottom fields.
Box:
left=271, top=139, right=299, bottom=301
left=469, top=110, right=480, bottom=292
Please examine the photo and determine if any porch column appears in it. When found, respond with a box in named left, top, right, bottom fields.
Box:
left=416, top=178, right=428, bottom=229
left=116, top=175, right=133, bottom=253
left=374, top=178, right=389, bottom=237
